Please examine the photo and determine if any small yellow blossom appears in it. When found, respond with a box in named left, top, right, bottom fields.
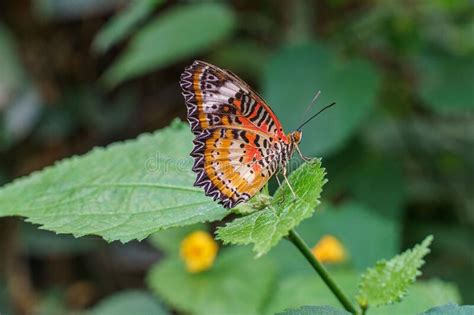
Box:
left=180, top=230, right=218, bottom=273
left=312, top=235, right=347, bottom=264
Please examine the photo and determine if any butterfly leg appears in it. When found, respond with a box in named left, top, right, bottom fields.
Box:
left=275, top=173, right=286, bottom=204
left=275, top=172, right=282, bottom=188
left=295, top=143, right=312, bottom=162
left=282, top=167, right=297, bottom=199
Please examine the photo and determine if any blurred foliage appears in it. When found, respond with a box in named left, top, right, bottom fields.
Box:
left=420, top=303, right=474, bottom=315
left=0, top=23, right=26, bottom=96
left=33, top=0, right=127, bottom=20
left=263, top=270, right=359, bottom=314
left=263, top=42, right=380, bottom=156
left=88, top=290, right=168, bottom=315
left=264, top=273, right=459, bottom=315
left=148, top=223, right=207, bottom=255
left=276, top=305, right=351, bottom=315
left=20, top=223, right=99, bottom=256
left=0, top=281, right=12, bottom=315
left=0, top=23, right=42, bottom=150
left=277, top=202, right=401, bottom=271
left=92, top=0, right=165, bottom=53
left=103, top=3, right=236, bottom=86
left=0, top=0, right=473, bottom=314
left=417, top=54, right=474, bottom=113
left=147, top=246, right=276, bottom=315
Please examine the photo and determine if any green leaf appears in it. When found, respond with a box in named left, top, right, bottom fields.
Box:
left=0, top=120, right=228, bottom=242
left=104, top=3, right=236, bottom=86
left=147, top=247, right=276, bottom=315
left=357, top=235, right=434, bottom=308
left=264, top=272, right=460, bottom=315
left=216, top=159, right=326, bottom=257
left=263, top=271, right=359, bottom=315
left=231, top=190, right=272, bottom=215
left=148, top=223, right=207, bottom=255
left=92, top=0, right=165, bottom=53
left=263, top=42, right=380, bottom=156
left=276, top=305, right=351, bottom=315
left=373, top=279, right=461, bottom=315
left=417, top=54, right=474, bottom=113
left=90, top=290, right=168, bottom=315
left=419, top=303, right=474, bottom=315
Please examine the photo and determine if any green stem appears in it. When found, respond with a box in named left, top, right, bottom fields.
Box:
left=287, top=229, right=359, bottom=314
left=361, top=304, right=368, bottom=315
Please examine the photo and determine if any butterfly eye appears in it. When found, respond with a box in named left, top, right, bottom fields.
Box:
left=292, top=131, right=302, bottom=143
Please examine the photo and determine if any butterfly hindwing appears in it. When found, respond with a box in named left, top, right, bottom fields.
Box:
left=192, top=127, right=280, bottom=208
left=180, top=60, right=290, bottom=208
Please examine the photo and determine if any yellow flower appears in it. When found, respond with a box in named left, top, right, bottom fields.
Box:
left=180, top=230, right=218, bottom=273
left=312, top=235, right=347, bottom=264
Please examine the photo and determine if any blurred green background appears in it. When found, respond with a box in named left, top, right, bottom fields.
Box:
left=0, top=0, right=472, bottom=314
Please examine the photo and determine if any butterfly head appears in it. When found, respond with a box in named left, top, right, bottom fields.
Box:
left=289, top=131, right=302, bottom=145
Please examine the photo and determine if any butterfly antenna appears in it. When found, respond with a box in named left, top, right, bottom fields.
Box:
left=296, top=102, right=336, bottom=131
left=296, top=91, right=321, bottom=128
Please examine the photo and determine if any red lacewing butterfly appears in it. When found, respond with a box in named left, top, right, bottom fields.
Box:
left=180, top=61, right=334, bottom=209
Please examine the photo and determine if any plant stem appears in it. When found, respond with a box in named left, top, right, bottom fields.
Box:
left=287, top=229, right=359, bottom=314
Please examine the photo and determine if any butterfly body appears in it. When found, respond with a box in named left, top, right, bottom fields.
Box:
left=180, top=61, right=302, bottom=208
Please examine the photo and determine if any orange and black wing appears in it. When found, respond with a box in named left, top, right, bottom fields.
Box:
left=180, top=61, right=289, bottom=208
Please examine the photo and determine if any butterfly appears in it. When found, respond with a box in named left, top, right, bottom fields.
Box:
left=180, top=61, right=317, bottom=209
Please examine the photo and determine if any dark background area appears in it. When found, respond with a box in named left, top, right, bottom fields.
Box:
left=0, top=1, right=473, bottom=314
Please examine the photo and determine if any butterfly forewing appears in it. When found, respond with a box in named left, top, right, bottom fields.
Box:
left=180, top=60, right=291, bottom=208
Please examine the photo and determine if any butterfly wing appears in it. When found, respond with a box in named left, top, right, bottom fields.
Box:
left=192, top=127, right=280, bottom=208
left=180, top=60, right=288, bottom=208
